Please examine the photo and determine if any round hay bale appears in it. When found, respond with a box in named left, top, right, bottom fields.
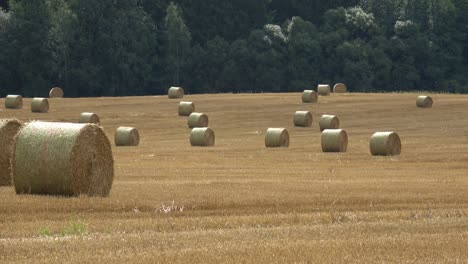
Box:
left=49, top=87, right=64, bottom=98
left=293, top=111, right=313, bottom=127
left=317, top=84, right=331, bottom=96
left=79, top=112, right=100, bottom=124
left=5, top=95, right=23, bottom=109
left=178, top=101, right=195, bottom=116
left=188, top=112, right=208, bottom=128
left=115, top=127, right=139, bottom=146
left=302, top=90, right=318, bottom=103
left=319, top=114, right=339, bottom=131
left=321, top=129, right=348, bottom=153
left=31, top=98, right=49, bottom=113
left=168, top=87, right=184, bottom=99
left=265, top=128, right=289, bottom=148
left=190, top=127, right=215, bottom=147
left=0, top=119, right=23, bottom=186
left=370, top=132, right=401, bottom=156
left=12, top=121, right=114, bottom=197
left=333, top=83, right=347, bottom=93
left=416, top=95, right=433, bottom=108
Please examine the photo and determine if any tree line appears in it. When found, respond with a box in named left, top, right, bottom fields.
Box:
left=0, top=0, right=467, bottom=97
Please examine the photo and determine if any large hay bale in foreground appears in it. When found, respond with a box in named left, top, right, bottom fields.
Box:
left=0, top=119, right=23, bottom=186
left=416, top=95, right=433, bottom=108
left=188, top=112, right=208, bottom=128
left=321, top=129, right=348, bottom=152
left=12, top=122, right=114, bottom=196
left=5, top=95, right=23, bottom=109
left=293, top=111, right=313, bottom=127
left=370, top=132, right=401, bottom=156
left=31, top=98, right=49, bottom=113
left=265, top=128, right=289, bottom=148
left=190, top=127, right=215, bottom=146
left=302, top=90, right=318, bottom=103
left=333, top=83, right=347, bottom=93
left=49, top=87, right=64, bottom=98
left=79, top=112, right=100, bottom=124
left=115, top=127, right=140, bottom=146
left=317, top=84, right=331, bottom=96
left=319, top=114, right=339, bottom=131
left=168, top=87, right=184, bottom=99
left=178, top=101, right=195, bottom=116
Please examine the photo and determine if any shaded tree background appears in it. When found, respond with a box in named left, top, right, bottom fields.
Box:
left=0, top=0, right=467, bottom=97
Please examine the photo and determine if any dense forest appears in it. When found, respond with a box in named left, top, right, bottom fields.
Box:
left=0, top=0, right=467, bottom=97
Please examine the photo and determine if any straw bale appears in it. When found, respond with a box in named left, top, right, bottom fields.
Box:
left=168, top=87, right=184, bottom=99
left=416, top=95, right=433, bottom=108
left=293, top=111, right=313, bottom=127
left=12, top=121, right=114, bottom=196
left=188, top=112, right=208, bottom=128
left=265, top=128, right=289, bottom=148
left=31, top=98, right=49, bottom=113
left=321, top=129, right=348, bottom=152
left=49, top=87, right=64, bottom=98
left=115, top=127, right=139, bottom=146
left=190, top=127, right=215, bottom=147
left=317, top=84, right=331, bottom=96
left=5, top=95, right=23, bottom=109
left=302, top=90, right=318, bottom=103
left=178, top=101, right=195, bottom=116
left=0, top=119, right=22, bottom=186
left=333, top=83, right=347, bottom=93
left=79, top=112, right=100, bottom=124
left=370, top=132, right=401, bottom=156
left=319, top=114, right=339, bottom=131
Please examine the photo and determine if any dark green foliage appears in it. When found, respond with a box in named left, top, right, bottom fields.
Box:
left=0, top=0, right=467, bottom=96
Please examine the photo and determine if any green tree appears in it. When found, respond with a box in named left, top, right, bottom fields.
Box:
left=165, top=2, right=191, bottom=87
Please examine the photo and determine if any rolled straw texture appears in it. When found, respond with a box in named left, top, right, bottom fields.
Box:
left=416, top=96, right=433, bottom=108
left=115, top=127, right=140, bottom=146
left=188, top=113, right=208, bottom=128
left=79, top=112, right=100, bottom=124
left=31, top=98, right=49, bottom=113
left=178, top=101, right=195, bottom=116
left=0, top=119, right=22, bottom=186
left=12, top=121, right=114, bottom=196
left=5, top=95, right=23, bottom=109
left=168, top=87, right=184, bottom=99
left=333, top=83, right=347, bottom=93
left=265, top=128, right=289, bottom=148
left=190, top=127, right=215, bottom=147
left=317, top=84, right=331, bottom=96
left=49, top=87, right=64, bottom=98
left=302, top=90, right=318, bottom=103
left=321, top=129, right=348, bottom=152
left=319, top=114, right=339, bottom=131
left=370, top=132, right=401, bottom=156
left=293, top=111, right=313, bottom=127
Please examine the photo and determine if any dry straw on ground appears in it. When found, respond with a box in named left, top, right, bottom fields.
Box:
left=0, top=119, right=22, bottom=186
left=178, top=101, right=195, bottom=116
left=4, top=95, right=23, bottom=109
left=79, top=112, right=100, bottom=124
left=302, top=90, right=318, bottom=103
left=321, top=129, right=348, bottom=152
left=416, top=95, right=433, bottom=108
left=319, top=114, right=339, bottom=131
left=317, top=84, right=331, bottom=96
left=190, top=127, right=215, bottom=147
left=12, top=121, right=114, bottom=196
left=168, top=87, right=184, bottom=99
left=115, top=127, right=140, bottom=146
left=265, top=128, right=289, bottom=148
left=370, top=131, right=401, bottom=156
left=31, top=98, right=49, bottom=113
left=333, top=83, right=347, bottom=93
left=293, top=111, right=313, bottom=127
left=188, top=112, right=209, bottom=128
left=49, top=87, right=64, bottom=98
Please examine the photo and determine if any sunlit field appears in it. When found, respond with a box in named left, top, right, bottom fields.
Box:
left=1, top=92, right=467, bottom=263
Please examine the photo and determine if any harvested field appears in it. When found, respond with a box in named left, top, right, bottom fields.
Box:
left=0, top=93, right=467, bottom=263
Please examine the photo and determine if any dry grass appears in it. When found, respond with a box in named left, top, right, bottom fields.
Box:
left=0, top=93, right=467, bottom=263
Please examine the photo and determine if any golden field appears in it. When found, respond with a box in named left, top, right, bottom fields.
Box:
left=0, top=92, right=467, bottom=263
